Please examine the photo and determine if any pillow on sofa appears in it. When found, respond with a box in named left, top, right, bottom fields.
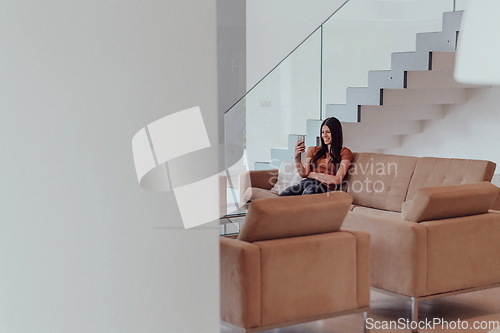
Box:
left=402, top=182, right=498, bottom=222
left=238, top=191, right=353, bottom=242
left=270, top=161, right=303, bottom=194
left=242, top=187, right=279, bottom=203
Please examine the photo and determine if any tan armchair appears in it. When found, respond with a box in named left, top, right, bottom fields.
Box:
left=220, top=191, right=370, bottom=332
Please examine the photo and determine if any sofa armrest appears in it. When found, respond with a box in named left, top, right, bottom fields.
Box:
left=420, top=212, right=500, bottom=295
left=239, top=169, right=279, bottom=203
left=343, top=212, right=428, bottom=297
left=220, top=237, right=261, bottom=328
left=342, top=230, right=370, bottom=307
left=491, top=186, right=500, bottom=211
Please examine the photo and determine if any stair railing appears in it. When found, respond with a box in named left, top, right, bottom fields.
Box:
left=224, top=0, right=459, bottom=175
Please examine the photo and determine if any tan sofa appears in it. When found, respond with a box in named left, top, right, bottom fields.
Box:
left=240, top=153, right=500, bottom=320
left=220, top=192, right=370, bottom=332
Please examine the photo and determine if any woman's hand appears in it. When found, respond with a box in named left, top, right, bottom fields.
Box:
left=307, top=159, right=351, bottom=185
left=294, top=141, right=305, bottom=159
left=307, top=172, right=318, bottom=181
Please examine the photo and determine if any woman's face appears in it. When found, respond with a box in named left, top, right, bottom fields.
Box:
left=321, top=125, right=332, bottom=145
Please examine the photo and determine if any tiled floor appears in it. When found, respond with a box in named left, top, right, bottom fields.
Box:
left=221, top=287, right=500, bottom=332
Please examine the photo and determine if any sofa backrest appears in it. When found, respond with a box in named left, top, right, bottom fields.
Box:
left=405, top=157, right=496, bottom=201
left=238, top=191, right=352, bottom=242
left=345, top=153, right=418, bottom=212
left=345, top=152, right=496, bottom=212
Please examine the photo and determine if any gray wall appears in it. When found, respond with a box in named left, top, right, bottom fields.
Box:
left=218, top=0, right=246, bottom=115
left=217, top=0, right=246, bottom=173
left=0, top=1, right=219, bottom=332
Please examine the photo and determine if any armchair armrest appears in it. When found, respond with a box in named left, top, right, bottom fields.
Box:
left=491, top=186, right=500, bottom=211
left=343, top=213, right=428, bottom=297
left=220, top=237, right=261, bottom=328
left=342, top=230, right=371, bottom=307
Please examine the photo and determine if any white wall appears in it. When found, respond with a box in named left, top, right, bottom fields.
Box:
left=246, top=0, right=347, bottom=88
left=0, top=1, right=219, bottom=332
left=384, top=87, right=500, bottom=167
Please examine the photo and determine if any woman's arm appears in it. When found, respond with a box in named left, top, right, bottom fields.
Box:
left=308, top=159, right=351, bottom=185
left=293, top=142, right=312, bottom=178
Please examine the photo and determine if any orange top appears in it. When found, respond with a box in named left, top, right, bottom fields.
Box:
left=306, top=146, right=353, bottom=175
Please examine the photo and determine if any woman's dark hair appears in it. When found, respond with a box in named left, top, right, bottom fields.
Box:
left=311, top=117, right=343, bottom=167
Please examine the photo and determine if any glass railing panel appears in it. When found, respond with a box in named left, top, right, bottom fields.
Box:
left=322, top=0, right=454, bottom=117
left=223, top=29, right=321, bottom=212
left=223, top=95, right=247, bottom=214
left=226, top=28, right=322, bottom=171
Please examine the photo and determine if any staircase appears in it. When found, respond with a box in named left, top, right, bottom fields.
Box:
left=266, top=10, right=485, bottom=167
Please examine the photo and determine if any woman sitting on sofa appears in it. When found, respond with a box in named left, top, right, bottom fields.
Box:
left=280, top=117, right=353, bottom=196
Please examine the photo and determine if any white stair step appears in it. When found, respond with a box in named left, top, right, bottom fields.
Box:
left=342, top=120, right=421, bottom=138
left=368, top=70, right=404, bottom=89
left=325, top=104, right=359, bottom=123
left=254, top=161, right=276, bottom=170
left=306, top=119, right=323, bottom=147
left=344, top=135, right=401, bottom=151
left=392, top=51, right=429, bottom=72
left=431, top=51, right=456, bottom=71
left=270, top=148, right=293, bottom=167
left=416, top=30, right=457, bottom=53
left=442, top=11, right=463, bottom=33
left=346, top=87, right=381, bottom=106
left=406, top=70, right=481, bottom=89
left=359, top=105, right=444, bottom=122
left=382, top=88, right=467, bottom=105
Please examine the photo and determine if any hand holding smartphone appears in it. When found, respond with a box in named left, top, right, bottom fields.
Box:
left=295, top=135, right=305, bottom=158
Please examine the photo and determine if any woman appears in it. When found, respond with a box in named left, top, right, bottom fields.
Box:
left=280, top=117, right=352, bottom=196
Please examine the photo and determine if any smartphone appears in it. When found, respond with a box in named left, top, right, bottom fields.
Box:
left=296, top=135, right=305, bottom=156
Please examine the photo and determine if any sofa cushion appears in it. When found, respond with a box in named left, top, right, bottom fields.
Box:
left=406, top=157, right=496, bottom=201
left=243, top=187, right=279, bottom=203
left=270, top=161, right=303, bottom=194
left=351, top=205, right=402, bottom=221
left=238, top=191, right=353, bottom=242
left=402, top=182, right=498, bottom=222
left=345, top=153, right=418, bottom=212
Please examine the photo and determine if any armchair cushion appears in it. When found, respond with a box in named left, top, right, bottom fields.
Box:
left=238, top=191, right=353, bottom=242
left=402, top=182, right=498, bottom=222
